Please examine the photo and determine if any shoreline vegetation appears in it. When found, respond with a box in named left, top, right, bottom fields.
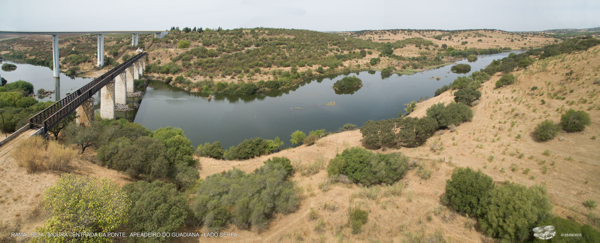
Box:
left=0, top=28, right=528, bottom=96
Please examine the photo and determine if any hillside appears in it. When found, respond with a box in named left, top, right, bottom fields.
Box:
left=175, top=44, right=600, bottom=242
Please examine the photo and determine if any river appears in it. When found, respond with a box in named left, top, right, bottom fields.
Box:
left=134, top=51, right=515, bottom=148
left=0, top=51, right=514, bottom=148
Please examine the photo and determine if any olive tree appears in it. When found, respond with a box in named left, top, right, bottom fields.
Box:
left=34, top=174, right=130, bottom=242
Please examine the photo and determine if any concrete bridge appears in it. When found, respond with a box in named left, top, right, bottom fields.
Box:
left=0, top=30, right=167, bottom=77
left=0, top=51, right=148, bottom=151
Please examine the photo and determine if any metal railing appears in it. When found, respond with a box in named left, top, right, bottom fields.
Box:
left=0, top=124, right=31, bottom=147
left=29, top=52, right=147, bottom=132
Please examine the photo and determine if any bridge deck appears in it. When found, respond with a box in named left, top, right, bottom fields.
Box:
left=0, top=129, right=37, bottom=164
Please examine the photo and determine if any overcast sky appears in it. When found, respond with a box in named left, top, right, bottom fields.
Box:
left=1, top=0, right=599, bottom=32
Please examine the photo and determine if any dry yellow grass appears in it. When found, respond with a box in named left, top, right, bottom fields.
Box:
left=12, top=136, right=76, bottom=173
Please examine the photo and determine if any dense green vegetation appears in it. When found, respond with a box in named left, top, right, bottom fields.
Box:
left=453, top=87, right=481, bottom=106
left=425, top=102, right=473, bottom=128
left=196, top=136, right=284, bottom=160
left=326, top=147, right=408, bottom=186
left=123, top=181, right=188, bottom=243
left=80, top=120, right=199, bottom=189
left=478, top=182, right=553, bottom=242
left=442, top=169, right=591, bottom=242
left=350, top=208, right=369, bottom=234
left=450, top=63, right=471, bottom=73
left=360, top=102, right=471, bottom=149
left=191, top=158, right=299, bottom=231
left=1, top=63, right=16, bottom=71
left=467, top=54, right=478, bottom=62
left=494, top=74, right=516, bottom=88
left=333, top=75, right=362, bottom=90
left=443, top=167, right=494, bottom=216
left=561, top=109, right=591, bottom=132
left=0, top=79, right=52, bottom=133
left=533, top=120, right=561, bottom=141
left=33, top=174, right=130, bottom=243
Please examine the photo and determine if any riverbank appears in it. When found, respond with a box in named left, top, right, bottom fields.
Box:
left=184, top=46, right=600, bottom=242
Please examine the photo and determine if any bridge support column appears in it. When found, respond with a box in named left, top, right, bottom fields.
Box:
left=115, top=73, right=127, bottom=105
left=97, top=34, right=104, bottom=67
left=52, top=34, right=60, bottom=78
left=131, top=33, right=139, bottom=47
left=133, top=62, right=140, bottom=80
left=100, top=81, right=115, bottom=119
left=126, top=66, right=134, bottom=92
left=76, top=98, right=95, bottom=127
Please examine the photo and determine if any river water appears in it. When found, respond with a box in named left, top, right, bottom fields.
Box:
left=0, top=51, right=515, bottom=148
left=134, top=51, right=515, bottom=148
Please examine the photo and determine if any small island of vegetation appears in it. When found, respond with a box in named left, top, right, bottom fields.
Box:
left=333, top=76, right=363, bottom=91
left=1, top=63, right=17, bottom=71
left=451, top=63, right=471, bottom=73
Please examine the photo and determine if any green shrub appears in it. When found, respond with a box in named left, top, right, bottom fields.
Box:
left=333, top=75, right=362, bottom=90
left=342, top=123, right=357, bottom=130
left=34, top=174, right=130, bottom=242
left=97, top=136, right=170, bottom=180
left=454, top=87, right=481, bottom=106
left=4, top=80, right=34, bottom=94
left=191, top=161, right=299, bottom=231
left=397, top=117, right=438, bottom=147
left=265, top=136, right=284, bottom=153
left=303, top=134, right=318, bottom=145
left=434, top=85, right=449, bottom=96
left=196, top=141, right=225, bottom=159
left=560, top=109, right=591, bottom=132
left=451, top=64, right=471, bottom=73
left=533, top=120, right=561, bottom=141
left=495, top=74, right=516, bottom=88
left=426, top=102, right=473, bottom=128
left=467, top=55, right=478, bottom=62
left=326, top=147, right=409, bottom=186
left=122, top=54, right=131, bottom=62
left=15, top=97, right=38, bottom=108
left=165, top=76, right=173, bottom=84
left=360, top=119, right=397, bottom=149
left=178, top=40, right=190, bottom=49
left=327, top=155, right=346, bottom=176
left=263, top=157, right=293, bottom=178
left=450, top=76, right=481, bottom=90
left=370, top=57, right=380, bottom=65
left=290, top=130, right=306, bottom=145
left=581, top=224, right=600, bottom=243
left=478, top=183, right=553, bottom=242
left=350, top=208, right=369, bottom=234
left=443, top=167, right=494, bottom=216
left=123, top=181, right=187, bottom=242
left=226, top=137, right=268, bottom=160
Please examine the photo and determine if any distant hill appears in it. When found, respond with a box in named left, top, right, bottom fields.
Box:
left=542, top=27, right=600, bottom=34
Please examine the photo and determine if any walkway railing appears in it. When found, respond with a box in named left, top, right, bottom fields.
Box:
left=29, top=52, right=147, bottom=133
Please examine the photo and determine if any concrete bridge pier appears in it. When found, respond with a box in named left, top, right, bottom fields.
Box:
left=133, top=62, right=140, bottom=80
left=52, top=34, right=60, bottom=78
left=139, top=59, right=145, bottom=75
left=115, top=73, right=127, bottom=105
left=126, top=66, right=135, bottom=93
left=131, top=33, right=139, bottom=47
left=76, top=98, right=95, bottom=126
left=100, top=81, right=115, bottom=119
left=97, top=34, right=104, bottom=67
